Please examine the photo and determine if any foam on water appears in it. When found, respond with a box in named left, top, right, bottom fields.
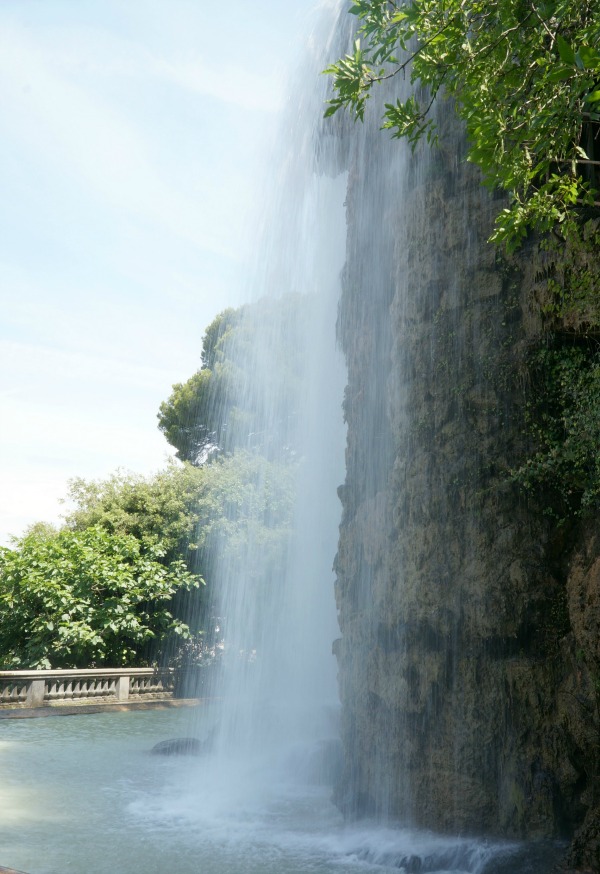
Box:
left=0, top=711, right=564, bottom=873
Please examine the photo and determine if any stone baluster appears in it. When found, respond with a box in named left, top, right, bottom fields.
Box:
left=45, top=681, right=57, bottom=701
left=26, top=678, right=46, bottom=708
left=115, top=675, right=129, bottom=701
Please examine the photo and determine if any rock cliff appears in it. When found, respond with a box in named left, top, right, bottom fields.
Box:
left=332, top=98, right=600, bottom=868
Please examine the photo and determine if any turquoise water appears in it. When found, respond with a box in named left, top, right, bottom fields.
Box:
left=0, top=710, right=564, bottom=874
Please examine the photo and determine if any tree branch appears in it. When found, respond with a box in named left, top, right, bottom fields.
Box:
left=529, top=0, right=556, bottom=44
left=365, top=20, right=453, bottom=86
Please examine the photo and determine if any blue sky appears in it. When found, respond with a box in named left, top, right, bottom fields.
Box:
left=0, top=0, right=333, bottom=543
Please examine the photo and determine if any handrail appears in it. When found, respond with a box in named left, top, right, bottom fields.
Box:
left=0, top=667, right=175, bottom=709
left=0, top=667, right=165, bottom=679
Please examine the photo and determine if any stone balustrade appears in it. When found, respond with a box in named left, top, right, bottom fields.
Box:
left=0, top=667, right=175, bottom=710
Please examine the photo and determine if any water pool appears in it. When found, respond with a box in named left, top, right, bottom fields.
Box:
left=0, top=710, right=564, bottom=874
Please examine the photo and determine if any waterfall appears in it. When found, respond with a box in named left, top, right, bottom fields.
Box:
left=171, top=2, right=567, bottom=870
left=187, top=0, right=349, bottom=805
left=0, top=5, right=586, bottom=873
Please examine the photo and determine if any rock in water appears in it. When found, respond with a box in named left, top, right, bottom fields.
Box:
left=150, top=737, right=205, bottom=756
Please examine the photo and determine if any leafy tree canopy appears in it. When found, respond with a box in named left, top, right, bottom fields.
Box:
left=0, top=525, right=200, bottom=669
left=0, top=451, right=297, bottom=669
left=64, top=454, right=296, bottom=586
left=1, top=296, right=305, bottom=670
left=200, top=307, right=238, bottom=369
left=157, top=309, right=237, bottom=463
left=325, top=0, right=600, bottom=250
left=158, top=296, right=311, bottom=463
left=65, top=461, right=206, bottom=565
left=64, top=449, right=296, bottom=614
left=193, top=450, right=297, bottom=593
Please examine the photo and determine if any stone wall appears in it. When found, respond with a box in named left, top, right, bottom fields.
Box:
left=332, top=98, right=600, bottom=864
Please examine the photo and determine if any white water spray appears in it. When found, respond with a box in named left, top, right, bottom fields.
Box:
left=191, top=0, right=348, bottom=807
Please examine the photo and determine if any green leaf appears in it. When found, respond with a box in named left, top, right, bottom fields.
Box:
left=556, top=35, right=576, bottom=65
left=577, top=44, right=600, bottom=70
left=324, top=101, right=342, bottom=118
left=547, top=66, right=574, bottom=83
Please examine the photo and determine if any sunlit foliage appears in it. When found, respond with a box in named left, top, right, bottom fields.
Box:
left=325, top=0, right=600, bottom=250
left=0, top=525, right=199, bottom=669
left=158, top=296, right=311, bottom=463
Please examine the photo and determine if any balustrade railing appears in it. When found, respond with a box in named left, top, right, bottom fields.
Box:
left=0, top=668, right=175, bottom=709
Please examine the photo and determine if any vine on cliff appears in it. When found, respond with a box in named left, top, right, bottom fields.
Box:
left=511, top=342, right=600, bottom=520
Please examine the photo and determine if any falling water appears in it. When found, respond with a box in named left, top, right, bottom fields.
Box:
left=166, top=0, right=564, bottom=869
left=190, top=0, right=349, bottom=794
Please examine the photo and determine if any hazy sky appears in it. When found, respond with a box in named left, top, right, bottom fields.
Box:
left=0, top=0, right=334, bottom=543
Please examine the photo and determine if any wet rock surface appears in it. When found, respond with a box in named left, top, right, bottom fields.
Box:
left=480, top=841, right=567, bottom=873
left=565, top=806, right=600, bottom=872
left=332, top=92, right=600, bottom=866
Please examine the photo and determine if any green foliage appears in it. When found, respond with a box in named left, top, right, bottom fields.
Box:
left=200, top=307, right=238, bottom=370
left=157, top=309, right=237, bottom=463
left=158, top=296, right=311, bottom=463
left=193, top=450, right=297, bottom=593
left=511, top=343, right=600, bottom=518
left=536, top=216, right=600, bottom=329
left=157, top=369, right=219, bottom=465
left=325, top=0, right=600, bottom=250
left=1, top=296, right=304, bottom=670
left=65, top=461, right=206, bottom=564
left=65, top=450, right=296, bottom=623
left=0, top=525, right=200, bottom=669
left=1, top=451, right=297, bottom=669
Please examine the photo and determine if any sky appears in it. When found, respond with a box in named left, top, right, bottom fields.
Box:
left=0, top=0, right=333, bottom=544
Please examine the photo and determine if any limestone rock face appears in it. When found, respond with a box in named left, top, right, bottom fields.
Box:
left=332, top=98, right=600, bottom=856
